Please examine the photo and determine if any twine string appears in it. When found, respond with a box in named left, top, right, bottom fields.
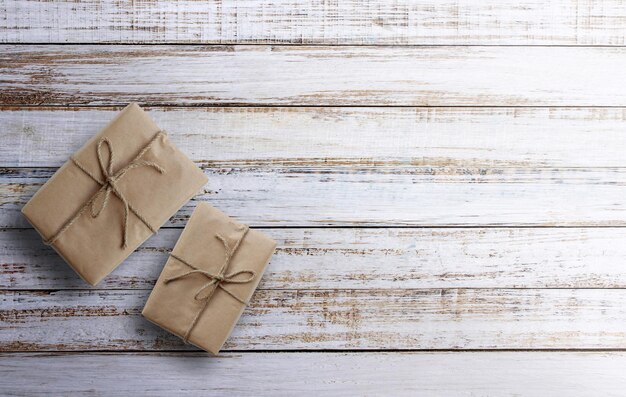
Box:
left=164, top=226, right=255, bottom=343
left=44, top=131, right=166, bottom=248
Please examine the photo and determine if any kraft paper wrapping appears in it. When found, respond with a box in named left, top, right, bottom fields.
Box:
left=21, top=103, right=208, bottom=286
left=142, top=203, right=276, bottom=354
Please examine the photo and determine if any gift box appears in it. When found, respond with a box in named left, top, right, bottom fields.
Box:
left=21, top=103, right=208, bottom=285
left=142, top=202, right=276, bottom=354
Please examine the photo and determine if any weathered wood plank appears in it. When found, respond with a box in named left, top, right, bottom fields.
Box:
left=3, top=288, right=626, bottom=351
left=4, top=46, right=626, bottom=106
left=2, top=352, right=626, bottom=396
left=3, top=106, right=626, bottom=168
left=4, top=166, right=626, bottom=228
left=2, top=0, right=625, bottom=45
left=4, top=227, right=626, bottom=290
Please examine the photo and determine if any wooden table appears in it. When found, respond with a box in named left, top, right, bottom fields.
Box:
left=2, top=1, right=626, bottom=395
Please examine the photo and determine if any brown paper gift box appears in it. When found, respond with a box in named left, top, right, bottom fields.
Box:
left=142, top=202, right=276, bottom=354
left=21, top=103, right=208, bottom=286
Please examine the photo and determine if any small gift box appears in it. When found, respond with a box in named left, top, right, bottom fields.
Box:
left=21, top=103, right=208, bottom=285
left=142, top=202, right=276, bottom=354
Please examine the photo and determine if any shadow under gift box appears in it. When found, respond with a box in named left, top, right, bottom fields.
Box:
left=21, top=103, right=208, bottom=286
left=142, top=203, right=276, bottom=355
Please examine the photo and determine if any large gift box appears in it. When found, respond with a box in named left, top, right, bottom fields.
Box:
left=21, top=103, right=208, bottom=285
left=142, top=202, right=276, bottom=354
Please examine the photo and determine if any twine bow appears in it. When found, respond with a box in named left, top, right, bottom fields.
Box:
left=45, top=131, right=166, bottom=248
left=164, top=226, right=256, bottom=343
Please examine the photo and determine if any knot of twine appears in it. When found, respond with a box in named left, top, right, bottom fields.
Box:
left=45, top=131, right=166, bottom=249
left=164, top=225, right=255, bottom=344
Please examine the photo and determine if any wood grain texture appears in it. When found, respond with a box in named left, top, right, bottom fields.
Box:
left=5, top=166, right=626, bottom=228
left=2, top=0, right=626, bottom=45
left=3, top=106, right=626, bottom=168
left=3, top=288, right=626, bottom=351
left=2, top=352, right=626, bottom=396
left=3, top=1, right=626, bottom=395
left=5, top=227, right=626, bottom=290
left=4, top=46, right=626, bottom=106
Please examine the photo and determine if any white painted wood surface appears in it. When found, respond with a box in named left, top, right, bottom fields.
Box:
left=4, top=46, right=626, bottom=106
left=6, top=166, right=626, bottom=228
left=4, top=288, right=626, bottom=351
left=2, top=0, right=626, bottom=45
left=3, top=1, right=626, bottom=395
left=2, top=106, right=626, bottom=168
left=5, top=227, right=626, bottom=290
left=3, top=107, right=626, bottom=230
left=2, top=352, right=626, bottom=396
